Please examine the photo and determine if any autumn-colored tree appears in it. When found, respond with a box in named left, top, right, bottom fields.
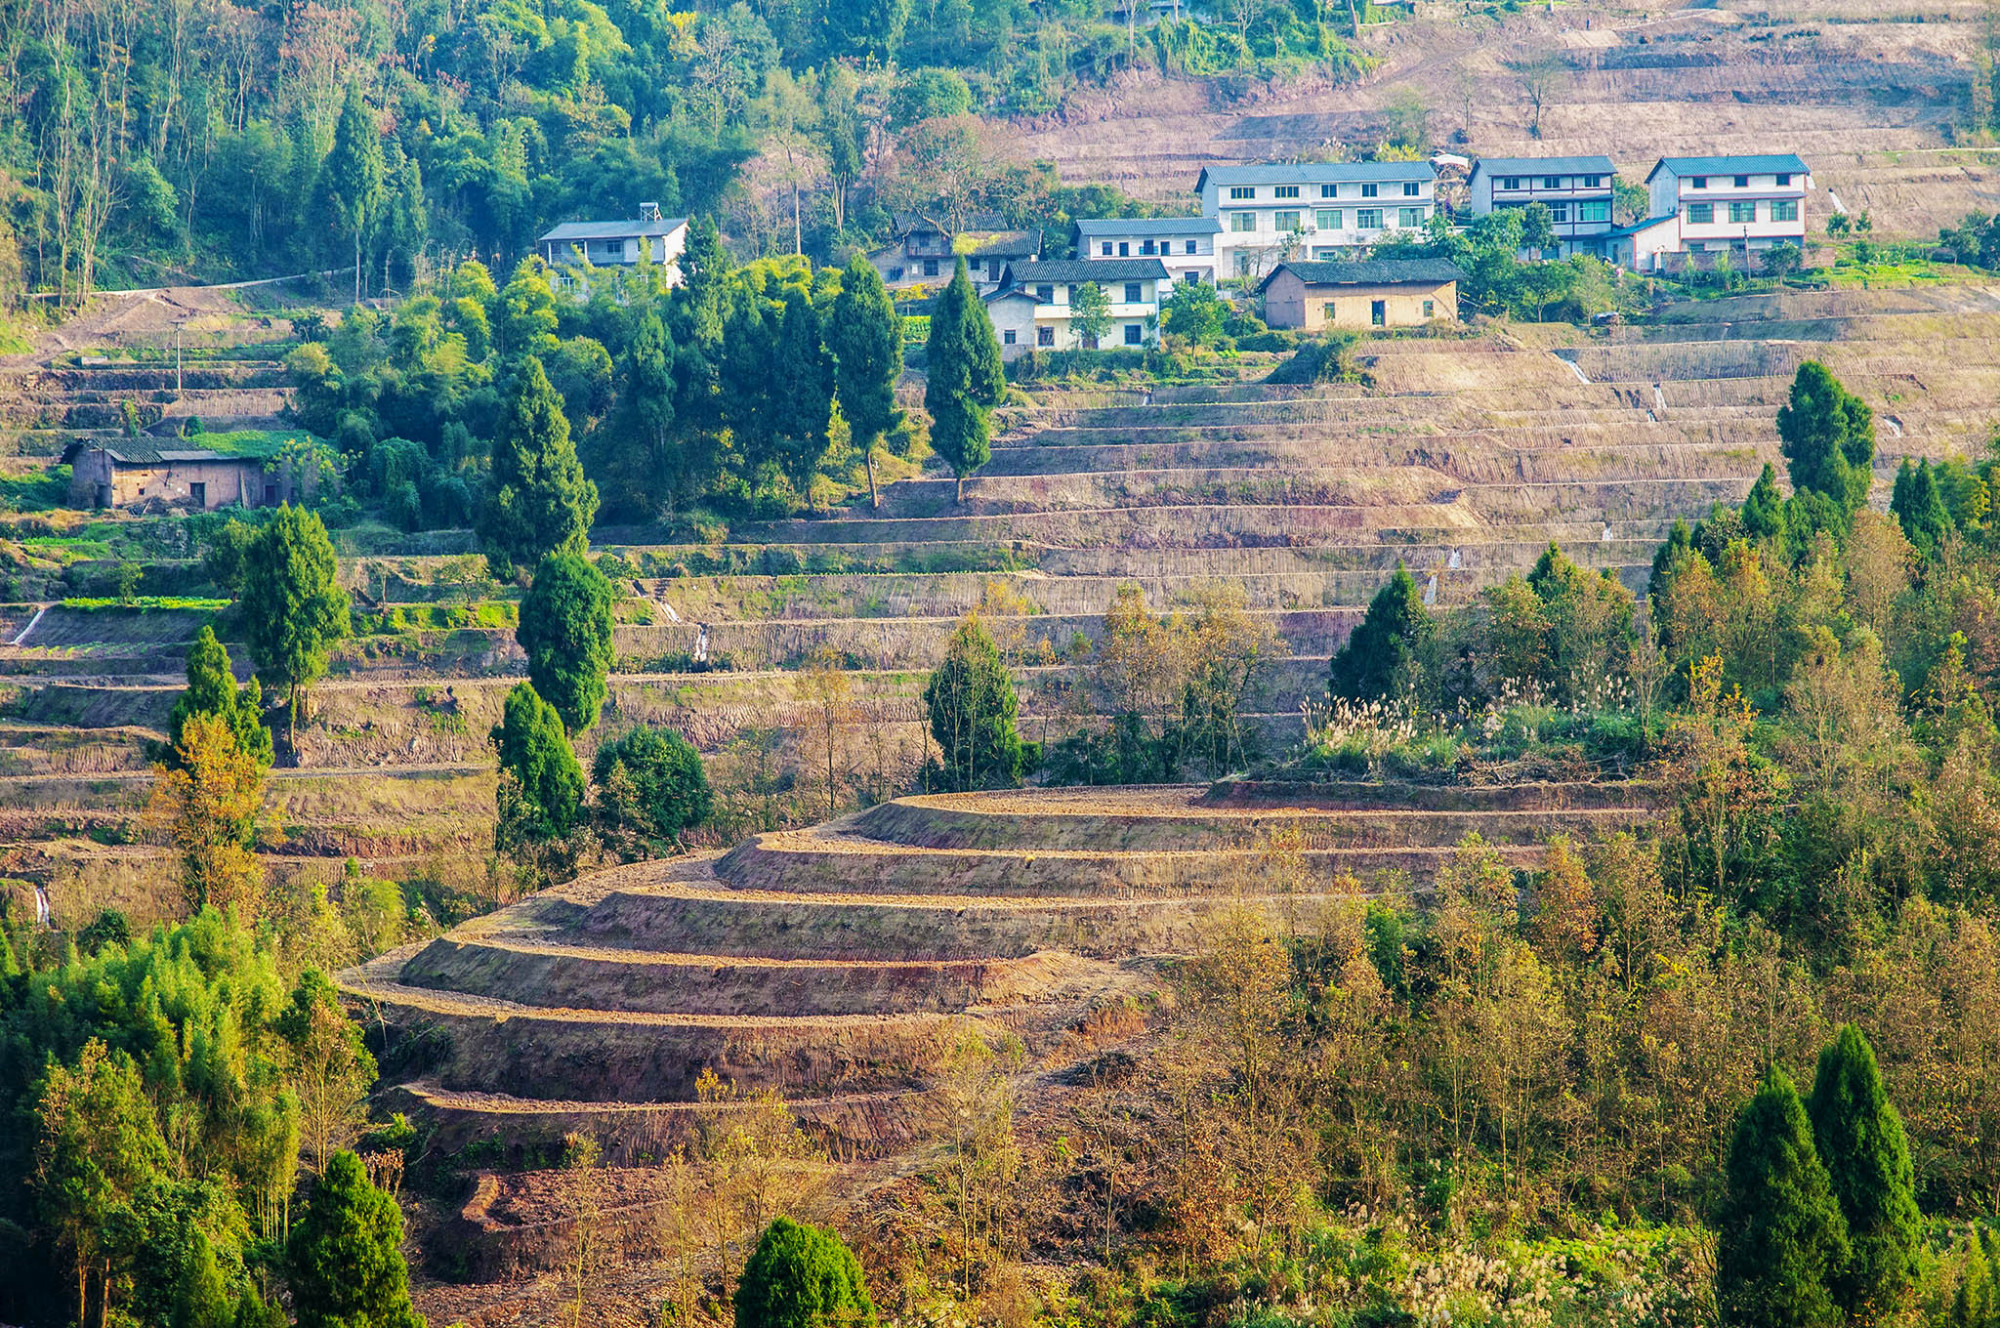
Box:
left=147, top=712, right=266, bottom=917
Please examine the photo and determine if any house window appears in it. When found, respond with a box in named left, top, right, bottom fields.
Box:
left=1583, top=175, right=1602, bottom=188
left=989, top=261, right=1003, bottom=281
left=1036, top=284, right=1054, bottom=303
left=1729, top=201, right=1757, bottom=223
left=888, top=267, right=904, bottom=281
left=1404, top=182, right=1420, bottom=196
left=1185, top=240, right=1198, bottom=254
left=1690, top=177, right=1708, bottom=189
left=1275, top=210, right=1301, bottom=232
left=189, top=482, right=206, bottom=507
left=1687, top=203, right=1714, bottom=224
left=1140, top=240, right=1154, bottom=254
left=1543, top=177, right=1561, bottom=190
left=1399, top=207, right=1425, bottom=227
left=1035, top=326, right=1053, bottom=346
left=1360, top=183, right=1379, bottom=198
left=1101, top=242, right=1115, bottom=256
left=1357, top=208, right=1383, bottom=230
left=1313, top=247, right=1337, bottom=259
left=1124, top=283, right=1142, bottom=303
left=1500, top=177, right=1521, bottom=190
left=1733, top=174, right=1749, bottom=187
left=1549, top=203, right=1570, bottom=223
left=1274, top=185, right=1300, bottom=199
left=1231, top=212, right=1257, bottom=232
left=1229, top=185, right=1255, bottom=200
left=1124, top=323, right=1143, bottom=345
left=1772, top=199, right=1799, bottom=222
left=1316, top=209, right=1342, bottom=230
left=1371, top=300, right=1386, bottom=326
left=264, top=485, right=278, bottom=504
left=1422, top=299, right=1435, bottom=318
left=923, top=259, right=939, bottom=277
left=1003, top=329, right=1017, bottom=344
left=1320, top=184, right=1339, bottom=198
left=1577, top=201, right=1610, bottom=223
left=1118, top=242, right=1129, bottom=256
left=1233, top=253, right=1254, bottom=276
left=1776, top=173, right=1792, bottom=186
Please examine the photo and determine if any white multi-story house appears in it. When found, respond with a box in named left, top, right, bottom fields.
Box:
left=982, top=258, right=1169, bottom=359
left=1614, top=154, right=1810, bottom=271
left=1076, top=217, right=1221, bottom=286
left=1194, top=162, right=1438, bottom=281
left=536, top=204, right=688, bottom=288
left=1466, top=156, right=1617, bottom=256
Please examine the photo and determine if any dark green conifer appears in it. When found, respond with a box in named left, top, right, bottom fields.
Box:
left=1891, top=457, right=1954, bottom=555
left=1716, top=1066, right=1850, bottom=1328
left=735, top=1216, right=876, bottom=1328
left=239, top=504, right=349, bottom=727
left=923, top=616, right=1024, bottom=791
left=490, top=681, right=586, bottom=846
left=168, top=626, right=273, bottom=768
left=516, top=552, right=616, bottom=734
left=1808, top=1024, right=1921, bottom=1325
left=924, top=258, right=1006, bottom=504
left=830, top=255, right=904, bottom=509
left=478, top=355, right=598, bottom=578
left=1329, top=564, right=1431, bottom=703
left=1742, top=462, right=1785, bottom=539
left=1777, top=361, right=1874, bottom=516
left=286, top=1150, right=424, bottom=1328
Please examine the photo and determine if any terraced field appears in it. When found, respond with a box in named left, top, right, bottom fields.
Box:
left=6, top=284, right=2000, bottom=918
left=340, top=782, right=1654, bottom=1220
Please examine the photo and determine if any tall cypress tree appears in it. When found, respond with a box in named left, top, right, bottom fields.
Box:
left=491, top=681, right=586, bottom=847
left=286, top=1151, right=423, bottom=1328
left=167, top=626, right=273, bottom=768
left=1891, top=458, right=1954, bottom=556
left=517, top=551, right=616, bottom=734
left=923, top=615, right=1024, bottom=791
left=1716, top=1067, right=1850, bottom=1328
left=924, top=258, right=1005, bottom=504
left=1329, top=564, right=1430, bottom=703
left=239, top=504, right=349, bottom=728
left=320, top=86, right=384, bottom=305
left=830, top=255, right=903, bottom=509
left=1777, top=361, right=1874, bottom=517
left=1742, top=462, right=1785, bottom=540
left=1808, top=1024, right=1921, bottom=1325
left=772, top=286, right=834, bottom=499
left=478, top=355, right=598, bottom=578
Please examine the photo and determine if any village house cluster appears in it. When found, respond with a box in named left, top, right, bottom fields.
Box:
left=523, top=154, right=1814, bottom=361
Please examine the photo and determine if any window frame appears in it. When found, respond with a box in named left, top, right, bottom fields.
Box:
left=1230, top=212, right=1257, bottom=233
left=1229, top=185, right=1256, bottom=200
left=1398, top=206, right=1425, bottom=228
left=1274, top=210, right=1302, bottom=233
left=1316, top=209, right=1342, bottom=231
left=1360, top=182, right=1379, bottom=198
left=1274, top=184, right=1300, bottom=199
left=1686, top=203, right=1715, bottom=225
left=1771, top=199, right=1799, bottom=222
left=1356, top=208, right=1384, bottom=230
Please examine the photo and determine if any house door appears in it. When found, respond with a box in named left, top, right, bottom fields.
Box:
left=189, top=482, right=206, bottom=507
left=1371, top=300, right=1386, bottom=326
left=95, top=483, right=112, bottom=507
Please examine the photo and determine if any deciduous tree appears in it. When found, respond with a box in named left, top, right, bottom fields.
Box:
left=147, top=712, right=266, bottom=917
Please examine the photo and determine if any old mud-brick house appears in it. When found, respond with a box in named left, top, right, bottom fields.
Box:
left=62, top=439, right=300, bottom=510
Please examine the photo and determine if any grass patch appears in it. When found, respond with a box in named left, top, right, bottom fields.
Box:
left=0, top=467, right=71, bottom=514
left=353, top=601, right=518, bottom=634
left=61, top=596, right=229, bottom=611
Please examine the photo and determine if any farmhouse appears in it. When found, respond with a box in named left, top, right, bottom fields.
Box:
left=1077, top=217, right=1221, bottom=286
left=1258, top=259, right=1463, bottom=330
left=1195, top=162, right=1438, bottom=281
left=867, top=212, right=1033, bottom=292
left=965, top=230, right=1043, bottom=291
left=983, top=258, right=1168, bottom=359
left=61, top=440, right=299, bottom=511
left=536, top=204, right=688, bottom=287
left=1467, top=156, right=1618, bottom=256
left=1608, top=154, right=1811, bottom=272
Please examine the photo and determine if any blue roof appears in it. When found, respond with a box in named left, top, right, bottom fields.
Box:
left=1647, top=155, right=1808, bottom=181
left=1470, top=156, right=1616, bottom=179
left=1602, top=214, right=1681, bottom=238
left=1195, top=161, right=1435, bottom=191
left=1076, top=216, right=1222, bottom=236
left=538, top=217, right=687, bottom=243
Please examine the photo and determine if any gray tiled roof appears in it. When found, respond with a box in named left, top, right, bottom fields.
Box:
left=1261, top=259, right=1467, bottom=289
left=1001, top=258, right=1171, bottom=284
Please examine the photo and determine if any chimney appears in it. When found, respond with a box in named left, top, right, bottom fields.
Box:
left=639, top=201, right=661, bottom=222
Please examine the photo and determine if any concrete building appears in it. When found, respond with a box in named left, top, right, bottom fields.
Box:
left=965, top=230, right=1042, bottom=291
left=983, top=258, right=1169, bottom=358
left=1258, top=259, right=1464, bottom=331
left=1467, top=156, right=1617, bottom=256
left=536, top=204, right=688, bottom=288
left=1076, top=217, right=1222, bottom=286
left=866, top=212, right=957, bottom=290
left=1609, top=154, right=1811, bottom=272
left=1194, top=162, right=1439, bottom=282
left=62, top=440, right=302, bottom=510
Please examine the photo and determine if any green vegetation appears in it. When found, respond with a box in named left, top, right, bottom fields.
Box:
left=239, top=505, right=350, bottom=725
left=491, top=681, right=587, bottom=876
left=167, top=626, right=273, bottom=769
left=592, top=726, right=713, bottom=853
left=925, top=259, right=1008, bottom=503
left=923, top=616, right=1025, bottom=791
left=1716, top=1068, right=1850, bottom=1328
left=287, top=1151, right=424, bottom=1328
left=736, top=1217, right=876, bottom=1328
left=517, top=551, right=617, bottom=733
left=1328, top=563, right=1428, bottom=702
left=479, top=356, right=599, bottom=578
left=60, top=595, right=230, bottom=611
